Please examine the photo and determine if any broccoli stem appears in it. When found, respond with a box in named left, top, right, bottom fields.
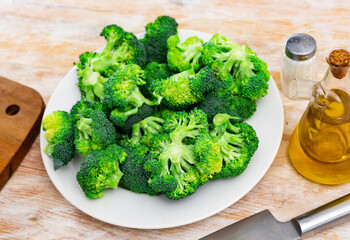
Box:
left=212, top=114, right=241, bottom=141
left=77, top=117, right=92, bottom=139
left=94, top=76, right=107, bottom=100
left=123, top=108, right=139, bottom=117
left=99, top=29, right=122, bottom=55
left=84, top=85, right=95, bottom=103
left=95, top=42, right=130, bottom=68
left=221, top=51, right=238, bottom=75
left=139, top=116, right=164, bottom=133
left=159, top=130, right=196, bottom=176
left=44, top=143, right=54, bottom=157
left=105, top=170, right=124, bottom=188
left=130, top=124, right=142, bottom=145
left=179, top=44, right=202, bottom=64
left=129, top=116, right=163, bottom=145
left=222, top=132, right=244, bottom=148
left=114, top=42, right=131, bottom=61
left=81, top=68, right=106, bottom=101
left=128, top=88, right=160, bottom=107
left=235, top=60, right=255, bottom=82
left=217, top=137, right=241, bottom=163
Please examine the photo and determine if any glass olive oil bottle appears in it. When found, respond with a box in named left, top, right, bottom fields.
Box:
left=289, top=49, right=350, bottom=184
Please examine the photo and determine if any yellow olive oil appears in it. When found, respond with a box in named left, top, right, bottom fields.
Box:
left=289, top=89, right=350, bottom=184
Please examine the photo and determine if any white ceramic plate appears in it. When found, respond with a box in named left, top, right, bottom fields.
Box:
left=40, top=30, right=284, bottom=229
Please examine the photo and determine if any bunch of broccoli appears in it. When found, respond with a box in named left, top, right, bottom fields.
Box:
left=42, top=15, right=267, bottom=200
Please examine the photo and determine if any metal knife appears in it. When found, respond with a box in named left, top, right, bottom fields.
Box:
left=200, top=193, right=350, bottom=240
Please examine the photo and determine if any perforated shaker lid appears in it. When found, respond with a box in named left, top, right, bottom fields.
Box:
left=285, top=33, right=317, bottom=61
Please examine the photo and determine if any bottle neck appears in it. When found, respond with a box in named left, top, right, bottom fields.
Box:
left=289, top=66, right=350, bottom=101
left=322, top=67, right=350, bottom=93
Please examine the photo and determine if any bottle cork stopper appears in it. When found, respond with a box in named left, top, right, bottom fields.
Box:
left=327, top=49, right=350, bottom=78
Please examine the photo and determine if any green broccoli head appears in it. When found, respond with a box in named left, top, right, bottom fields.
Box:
left=153, top=67, right=216, bottom=110
left=141, top=16, right=178, bottom=63
left=193, top=134, right=222, bottom=183
left=76, top=144, right=127, bottom=199
left=240, top=55, right=270, bottom=100
left=120, top=31, right=147, bottom=67
left=189, top=66, right=217, bottom=98
left=99, top=24, right=125, bottom=55
left=153, top=70, right=197, bottom=110
left=70, top=100, right=94, bottom=123
left=210, top=114, right=259, bottom=179
left=42, top=111, right=75, bottom=170
left=74, top=25, right=147, bottom=103
left=76, top=55, right=108, bottom=103
left=103, top=64, right=161, bottom=110
left=229, top=95, right=257, bottom=120
left=144, top=156, right=178, bottom=194
left=145, top=109, right=221, bottom=200
left=94, top=25, right=147, bottom=73
left=167, top=35, right=203, bottom=72
left=74, top=109, right=118, bottom=156
left=198, top=84, right=257, bottom=123
left=202, top=34, right=269, bottom=100
left=119, top=146, right=159, bottom=196
left=142, top=62, right=174, bottom=97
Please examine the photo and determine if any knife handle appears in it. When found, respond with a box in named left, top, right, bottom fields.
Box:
left=294, top=193, right=350, bottom=236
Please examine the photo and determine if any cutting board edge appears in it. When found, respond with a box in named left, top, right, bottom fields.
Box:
left=0, top=79, right=45, bottom=190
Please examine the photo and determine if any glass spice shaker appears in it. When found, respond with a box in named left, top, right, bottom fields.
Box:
left=281, top=33, right=318, bottom=98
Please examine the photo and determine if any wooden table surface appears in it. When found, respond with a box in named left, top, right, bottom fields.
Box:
left=1, top=0, right=350, bottom=239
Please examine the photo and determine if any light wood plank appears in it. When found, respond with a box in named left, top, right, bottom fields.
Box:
left=1, top=0, right=350, bottom=239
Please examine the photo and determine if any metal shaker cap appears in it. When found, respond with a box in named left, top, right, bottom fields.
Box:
left=285, top=33, right=317, bottom=61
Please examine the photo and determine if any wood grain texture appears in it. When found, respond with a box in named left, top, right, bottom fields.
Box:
left=0, top=76, right=44, bottom=190
left=1, top=0, right=350, bottom=239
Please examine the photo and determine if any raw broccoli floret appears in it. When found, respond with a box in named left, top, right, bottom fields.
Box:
left=75, top=25, right=146, bottom=103
left=95, top=24, right=146, bottom=73
left=70, top=100, right=94, bottom=123
left=153, top=69, right=196, bottom=110
left=210, top=114, right=259, bottom=178
left=103, top=64, right=158, bottom=108
left=153, top=67, right=217, bottom=110
left=167, top=35, right=203, bottom=72
left=240, top=56, right=270, bottom=100
left=119, top=146, right=158, bottom=196
left=96, top=27, right=147, bottom=72
left=76, top=144, right=127, bottom=199
left=144, top=109, right=222, bottom=200
left=103, top=64, right=161, bottom=128
left=198, top=81, right=257, bottom=122
left=189, top=66, right=217, bottom=98
left=76, top=55, right=108, bottom=103
left=202, top=34, right=269, bottom=100
left=142, top=62, right=174, bottom=97
left=42, top=111, right=75, bottom=170
left=70, top=100, right=111, bottom=124
left=74, top=109, right=118, bottom=156
left=141, top=16, right=178, bottom=63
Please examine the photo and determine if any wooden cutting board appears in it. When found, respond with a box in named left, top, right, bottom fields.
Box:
left=0, top=76, right=45, bottom=190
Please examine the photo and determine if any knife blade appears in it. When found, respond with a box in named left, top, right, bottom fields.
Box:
left=200, top=193, right=350, bottom=240
left=201, top=210, right=300, bottom=240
